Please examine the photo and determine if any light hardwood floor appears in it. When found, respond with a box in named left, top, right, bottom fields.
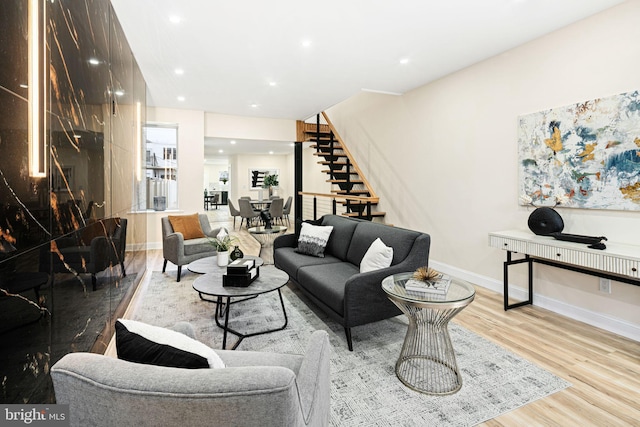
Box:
left=140, top=207, right=640, bottom=426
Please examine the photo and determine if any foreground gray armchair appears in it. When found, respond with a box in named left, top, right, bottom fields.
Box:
left=51, top=326, right=331, bottom=427
left=161, top=213, right=226, bottom=281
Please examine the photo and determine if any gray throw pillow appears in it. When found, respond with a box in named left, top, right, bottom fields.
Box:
left=295, top=223, right=334, bottom=257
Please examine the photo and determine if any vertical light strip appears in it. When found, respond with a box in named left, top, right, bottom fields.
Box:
left=28, top=0, right=46, bottom=177
left=135, top=102, right=142, bottom=181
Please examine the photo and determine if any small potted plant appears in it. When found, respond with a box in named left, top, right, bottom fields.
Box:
left=262, top=174, right=279, bottom=197
left=209, top=233, right=238, bottom=266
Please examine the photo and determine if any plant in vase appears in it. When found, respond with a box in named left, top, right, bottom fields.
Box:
left=262, top=174, right=279, bottom=197
left=208, top=232, right=238, bottom=266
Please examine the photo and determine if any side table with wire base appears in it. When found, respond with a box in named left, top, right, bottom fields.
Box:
left=382, top=273, right=475, bottom=395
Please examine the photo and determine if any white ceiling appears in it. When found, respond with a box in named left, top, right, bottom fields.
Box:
left=111, top=0, right=625, bottom=156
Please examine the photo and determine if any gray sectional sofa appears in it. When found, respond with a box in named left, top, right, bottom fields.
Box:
left=274, top=215, right=431, bottom=350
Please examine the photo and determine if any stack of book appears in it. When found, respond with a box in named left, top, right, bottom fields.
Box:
left=404, top=274, right=452, bottom=296
left=223, top=258, right=259, bottom=287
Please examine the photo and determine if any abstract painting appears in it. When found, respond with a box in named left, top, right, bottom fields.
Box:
left=249, top=168, right=278, bottom=190
left=518, top=90, right=640, bottom=210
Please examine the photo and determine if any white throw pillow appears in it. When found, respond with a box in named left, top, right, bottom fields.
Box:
left=295, top=222, right=334, bottom=257
left=360, top=238, right=393, bottom=273
left=116, top=319, right=225, bottom=369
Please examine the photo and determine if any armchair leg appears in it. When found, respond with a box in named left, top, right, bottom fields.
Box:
left=121, top=261, right=126, bottom=277
left=177, top=266, right=182, bottom=282
left=344, top=327, right=353, bottom=351
left=91, top=274, right=97, bottom=291
left=162, top=259, right=168, bottom=273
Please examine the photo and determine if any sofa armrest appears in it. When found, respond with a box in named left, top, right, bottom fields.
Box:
left=163, top=232, right=184, bottom=263
left=89, top=236, right=112, bottom=271
left=274, top=233, right=297, bottom=250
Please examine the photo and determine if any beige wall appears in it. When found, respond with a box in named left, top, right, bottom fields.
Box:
left=205, top=113, right=296, bottom=141
left=327, top=1, right=640, bottom=340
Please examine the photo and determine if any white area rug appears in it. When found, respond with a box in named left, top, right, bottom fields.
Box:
left=131, top=270, right=570, bottom=426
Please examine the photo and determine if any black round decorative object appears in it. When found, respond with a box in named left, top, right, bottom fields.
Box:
left=230, top=246, right=244, bottom=261
left=527, top=207, right=564, bottom=236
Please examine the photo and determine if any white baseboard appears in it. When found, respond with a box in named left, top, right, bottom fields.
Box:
left=429, top=260, right=640, bottom=342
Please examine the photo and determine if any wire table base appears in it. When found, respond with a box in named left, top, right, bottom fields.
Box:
left=382, top=273, right=475, bottom=395
left=393, top=305, right=467, bottom=395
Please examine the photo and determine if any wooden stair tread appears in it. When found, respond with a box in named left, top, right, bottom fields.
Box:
left=327, top=179, right=364, bottom=183
left=313, top=152, right=347, bottom=157
left=319, top=160, right=349, bottom=165
left=321, top=169, right=356, bottom=174
left=310, top=144, right=342, bottom=149
left=333, top=190, right=370, bottom=195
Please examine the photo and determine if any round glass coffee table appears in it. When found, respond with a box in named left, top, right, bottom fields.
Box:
left=192, top=265, right=289, bottom=350
left=248, top=226, right=287, bottom=264
left=382, top=272, right=475, bottom=395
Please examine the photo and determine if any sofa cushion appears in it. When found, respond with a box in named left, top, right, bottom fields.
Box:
left=320, top=215, right=360, bottom=260
left=275, top=247, right=343, bottom=282
left=346, top=221, right=420, bottom=266
left=168, top=213, right=206, bottom=240
left=297, top=262, right=360, bottom=316
left=360, top=238, right=393, bottom=273
left=183, top=237, right=215, bottom=256
left=115, top=319, right=225, bottom=369
left=295, top=223, right=333, bottom=257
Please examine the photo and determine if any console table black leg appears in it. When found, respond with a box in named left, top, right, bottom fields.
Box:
left=504, top=252, right=534, bottom=310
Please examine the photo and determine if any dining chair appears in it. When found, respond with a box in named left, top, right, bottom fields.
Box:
left=268, top=198, right=284, bottom=226
left=238, top=198, right=261, bottom=228
left=282, top=196, right=292, bottom=227
left=228, top=200, right=241, bottom=230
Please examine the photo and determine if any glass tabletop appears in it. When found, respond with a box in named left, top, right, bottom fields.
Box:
left=382, top=272, right=475, bottom=306
left=248, top=226, right=287, bottom=234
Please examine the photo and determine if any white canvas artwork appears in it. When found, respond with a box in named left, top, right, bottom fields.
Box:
left=518, top=90, right=640, bottom=210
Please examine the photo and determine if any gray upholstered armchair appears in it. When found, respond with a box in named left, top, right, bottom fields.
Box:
left=51, top=217, right=127, bottom=291
left=161, top=213, right=226, bottom=281
left=51, top=324, right=331, bottom=427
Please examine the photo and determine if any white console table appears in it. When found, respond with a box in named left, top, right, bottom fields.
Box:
left=489, top=230, right=640, bottom=310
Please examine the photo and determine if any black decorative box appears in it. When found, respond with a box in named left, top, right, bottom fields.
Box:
left=223, top=265, right=259, bottom=287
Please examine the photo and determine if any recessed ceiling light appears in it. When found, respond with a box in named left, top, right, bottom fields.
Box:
left=230, top=140, right=236, bottom=144
left=88, top=58, right=100, bottom=65
left=269, top=81, right=277, bottom=87
left=177, top=96, right=185, bottom=101
left=250, top=103, right=259, bottom=108
left=301, top=39, right=312, bottom=48
left=218, top=149, right=223, bottom=153
left=175, top=68, right=184, bottom=75
left=114, top=90, right=124, bottom=97
left=399, top=58, right=410, bottom=65
left=289, top=143, right=295, bottom=147
left=169, top=15, right=181, bottom=24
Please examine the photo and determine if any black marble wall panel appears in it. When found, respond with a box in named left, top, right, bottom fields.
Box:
left=0, top=0, right=146, bottom=403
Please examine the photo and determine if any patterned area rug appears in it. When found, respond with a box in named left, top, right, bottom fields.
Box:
left=131, top=270, right=570, bottom=426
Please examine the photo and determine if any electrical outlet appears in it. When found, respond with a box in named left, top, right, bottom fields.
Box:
left=599, top=278, right=611, bottom=294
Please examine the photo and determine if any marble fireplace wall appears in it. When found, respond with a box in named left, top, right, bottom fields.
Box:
left=0, top=0, right=147, bottom=403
